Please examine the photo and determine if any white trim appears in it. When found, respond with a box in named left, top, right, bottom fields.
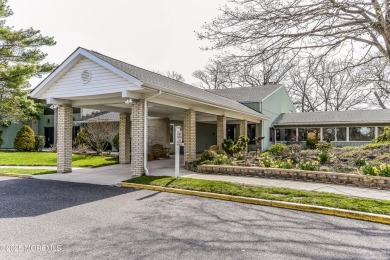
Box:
left=30, top=48, right=143, bottom=99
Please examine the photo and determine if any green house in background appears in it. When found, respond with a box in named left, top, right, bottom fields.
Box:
left=0, top=107, right=82, bottom=149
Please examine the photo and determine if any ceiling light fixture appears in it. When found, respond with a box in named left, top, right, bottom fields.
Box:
left=125, top=98, right=132, bottom=104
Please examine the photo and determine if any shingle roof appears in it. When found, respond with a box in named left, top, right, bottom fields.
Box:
left=208, top=85, right=283, bottom=102
left=83, top=48, right=263, bottom=118
left=273, top=109, right=390, bottom=126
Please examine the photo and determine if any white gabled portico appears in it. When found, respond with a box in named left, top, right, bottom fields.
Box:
left=30, top=47, right=267, bottom=176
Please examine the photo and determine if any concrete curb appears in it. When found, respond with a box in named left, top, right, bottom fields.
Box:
left=0, top=173, right=32, bottom=178
left=121, top=182, right=390, bottom=225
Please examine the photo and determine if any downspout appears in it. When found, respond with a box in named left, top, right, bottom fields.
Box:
left=144, top=90, right=162, bottom=176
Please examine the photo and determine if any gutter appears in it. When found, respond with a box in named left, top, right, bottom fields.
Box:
left=144, top=90, right=162, bottom=176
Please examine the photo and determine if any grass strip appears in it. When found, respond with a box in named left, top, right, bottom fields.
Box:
left=0, top=168, right=57, bottom=175
left=0, top=151, right=118, bottom=167
left=125, top=176, right=390, bottom=215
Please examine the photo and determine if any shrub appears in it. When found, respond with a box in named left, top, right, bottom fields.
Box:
left=76, top=143, right=91, bottom=154
left=234, top=152, right=244, bottom=160
left=34, top=135, right=45, bottom=151
left=316, top=141, right=332, bottom=152
left=298, top=160, right=319, bottom=171
left=222, top=139, right=237, bottom=156
left=259, top=157, right=274, bottom=167
left=318, top=151, right=330, bottom=164
left=75, top=128, right=90, bottom=146
left=267, top=143, right=287, bottom=156
left=361, top=163, right=390, bottom=177
left=14, top=125, right=36, bottom=151
left=306, top=138, right=318, bottom=149
left=236, top=135, right=249, bottom=152
left=353, top=158, right=366, bottom=167
left=201, top=150, right=217, bottom=161
left=376, top=126, right=390, bottom=143
left=274, top=159, right=294, bottom=169
left=213, top=154, right=233, bottom=165
left=112, top=133, right=119, bottom=151
left=50, top=144, right=57, bottom=153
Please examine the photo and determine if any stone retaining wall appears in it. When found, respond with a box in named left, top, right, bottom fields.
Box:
left=185, top=164, right=390, bottom=190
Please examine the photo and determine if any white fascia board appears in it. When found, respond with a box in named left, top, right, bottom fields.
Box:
left=30, top=47, right=143, bottom=99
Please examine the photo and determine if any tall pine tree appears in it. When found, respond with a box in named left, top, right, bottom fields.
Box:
left=0, top=0, right=55, bottom=124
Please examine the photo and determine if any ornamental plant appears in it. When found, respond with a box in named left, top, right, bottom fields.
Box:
left=361, top=163, right=390, bottom=177
left=14, top=125, right=36, bottom=151
left=298, top=160, right=319, bottom=171
left=267, top=143, right=287, bottom=156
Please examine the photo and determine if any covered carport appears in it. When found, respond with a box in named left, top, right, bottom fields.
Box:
left=30, top=47, right=266, bottom=176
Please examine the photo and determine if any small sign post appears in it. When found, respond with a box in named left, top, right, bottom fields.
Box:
left=175, top=126, right=183, bottom=179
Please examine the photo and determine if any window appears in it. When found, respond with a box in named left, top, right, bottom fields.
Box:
left=336, top=128, right=347, bottom=141
left=378, top=127, right=384, bottom=136
left=170, top=124, right=174, bottom=144
left=349, top=127, right=374, bottom=141
left=298, top=128, right=320, bottom=141
left=323, top=128, right=335, bottom=141
left=278, top=128, right=296, bottom=141
left=43, top=107, right=54, bottom=115
left=247, top=124, right=256, bottom=144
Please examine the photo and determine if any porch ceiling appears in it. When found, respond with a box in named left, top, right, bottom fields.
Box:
left=48, top=90, right=263, bottom=123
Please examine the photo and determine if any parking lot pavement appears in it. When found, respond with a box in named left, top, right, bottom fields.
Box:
left=0, top=177, right=390, bottom=259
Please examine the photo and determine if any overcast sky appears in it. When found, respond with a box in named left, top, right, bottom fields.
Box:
left=8, top=0, right=225, bottom=87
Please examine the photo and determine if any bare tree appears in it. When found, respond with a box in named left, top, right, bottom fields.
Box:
left=198, top=0, right=390, bottom=66
left=192, top=51, right=296, bottom=89
left=288, top=57, right=371, bottom=111
left=355, top=57, right=390, bottom=108
left=81, top=121, right=118, bottom=154
left=166, top=71, right=185, bottom=82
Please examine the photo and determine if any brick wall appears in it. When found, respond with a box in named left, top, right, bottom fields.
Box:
left=186, top=165, right=390, bottom=190
left=148, top=118, right=170, bottom=149
left=119, top=112, right=131, bottom=164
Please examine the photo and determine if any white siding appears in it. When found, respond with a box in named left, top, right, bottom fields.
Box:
left=41, top=57, right=139, bottom=99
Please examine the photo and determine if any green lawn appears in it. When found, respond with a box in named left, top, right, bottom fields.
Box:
left=0, top=151, right=119, bottom=167
left=126, top=176, right=390, bottom=215
left=0, top=168, right=56, bottom=175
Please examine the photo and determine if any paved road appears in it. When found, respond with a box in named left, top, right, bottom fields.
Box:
left=0, top=177, right=390, bottom=260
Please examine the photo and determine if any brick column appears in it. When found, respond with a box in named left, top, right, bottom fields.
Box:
left=57, top=104, right=73, bottom=173
left=119, top=112, right=131, bottom=164
left=184, top=109, right=196, bottom=162
left=217, top=115, right=226, bottom=148
left=131, top=100, right=145, bottom=176
left=238, top=120, right=247, bottom=138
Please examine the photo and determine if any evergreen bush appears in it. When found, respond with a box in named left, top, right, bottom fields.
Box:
left=34, top=135, right=45, bottom=151
left=14, top=125, right=36, bottom=151
left=376, top=126, right=390, bottom=143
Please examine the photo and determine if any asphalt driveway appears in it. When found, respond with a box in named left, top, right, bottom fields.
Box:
left=1, top=177, right=390, bottom=259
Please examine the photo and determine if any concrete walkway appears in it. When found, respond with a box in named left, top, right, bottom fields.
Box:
left=11, top=157, right=390, bottom=200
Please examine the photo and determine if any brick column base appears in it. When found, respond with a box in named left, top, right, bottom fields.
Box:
left=239, top=120, right=248, bottom=138
left=131, top=100, right=145, bottom=176
left=119, top=112, right=131, bottom=164
left=57, top=104, right=73, bottom=173
left=217, top=115, right=226, bottom=148
left=184, top=109, right=196, bottom=162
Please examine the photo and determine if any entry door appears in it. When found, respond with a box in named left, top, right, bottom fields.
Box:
left=227, top=125, right=237, bottom=141
left=44, top=127, right=54, bottom=148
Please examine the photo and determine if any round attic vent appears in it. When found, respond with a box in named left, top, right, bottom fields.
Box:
left=81, top=69, right=92, bottom=84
